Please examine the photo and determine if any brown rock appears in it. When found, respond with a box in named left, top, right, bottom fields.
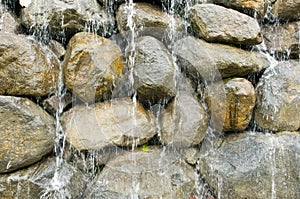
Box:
left=271, top=0, right=300, bottom=21
left=63, top=32, right=124, bottom=103
left=0, top=96, right=55, bottom=173
left=61, top=98, right=156, bottom=151
left=0, top=32, right=59, bottom=96
left=223, top=78, right=255, bottom=131
left=206, top=78, right=255, bottom=132
left=189, top=4, right=262, bottom=45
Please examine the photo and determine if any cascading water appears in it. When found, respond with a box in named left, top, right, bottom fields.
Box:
left=0, top=0, right=299, bottom=199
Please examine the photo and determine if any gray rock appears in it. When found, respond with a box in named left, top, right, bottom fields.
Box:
left=112, top=73, right=195, bottom=100
left=183, top=147, right=200, bottom=165
left=132, top=36, right=176, bottom=105
left=199, top=132, right=300, bottom=199
left=84, top=147, right=195, bottom=198
left=0, top=96, right=55, bottom=173
left=0, top=32, right=59, bottom=96
left=160, top=92, right=208, bottom=147
left=64, top=145, right=124, bottom=175
left=255, top=61, right=300, bottom=131
left=63, top=32, right=124, bottom=103
left=176, top=74, right=197, bottom=94
left=262, top=22, right=300, bottom=59
left=189, top=4, right=262, bottom=45
left=0, top=6, right=20, bottom=33
left=48, top=39, right=66, bottom=59
left=0, top=158, right=87, bottom=198
left=42, top=92, right=72, bottom=114
left=206, top=78, right=256, bottom=132
left=21, top=0, right=114, bottom=40
left=173, top=36, right=270, bottom=79
left=61, top=98, right=156, bottom=151
left=271, top=0, right=300, bottom=21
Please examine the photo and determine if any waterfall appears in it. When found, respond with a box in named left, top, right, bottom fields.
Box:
left=0, top=0, right=299, bottom=199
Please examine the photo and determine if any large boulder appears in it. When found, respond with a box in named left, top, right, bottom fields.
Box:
left=84, top=147, right=196, bottom=198
left=0, top=158, right=87, bottom=198
left=173, top=36, right=270, bottom=79
left=262, top=22, right=300, bottom=59
left=0, top=96, right=55, bottom=173
left=271, top=0, right=300, bottom=21
left=63, top=32, right=124, bottom=103
left=199, top=132, right=300, bottom=199
left=0, top=32, right=59, bottom=96
left=61, top=98, right=156, bottom=151
left=206, top=78, right=256, bottom=132
left=212, top=0, right=266, bottom=18
left=21, top=0, right=114, bottom=41
left=160, top=92, right=208, bottom=147
left=189, top=4, right=262, bottom=45
left=132, top=36, right=176, bottom=105
left=255, top=61, right=300, bottom=132
left=116, top=2, right=184, bottom=39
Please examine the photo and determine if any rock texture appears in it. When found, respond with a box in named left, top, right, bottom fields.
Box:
left=61, top=98, right=156, bottom=151
left=21, top=0, right=114, bottom=40
left=132, top=36, right=176, bottom=105
left=271, top=0, right=300, bottom=21
left=199, top=132, right=300, bottom=199
left=206, top=78, right=255, bottom=132
left=0, top=96, right=55, bottom=173
left=0, top=158, right=86, bottom=198
left=173, top=36, right=270, bottom=80
left=255, top=61, right=300, bottom=132
left=63, top=32, right=124, bottom=103
left=189, top=4, right=262, bottom=45
left=85, top=147, right=195, bottom=198
left=262, top=22, right=300, bottom=59
left=0, top=32, right=59, bottom=96
left=160, top=93, right=208, bottom=147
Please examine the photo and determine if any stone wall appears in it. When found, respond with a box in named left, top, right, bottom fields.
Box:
left=0, top=0, right=299, bottom=198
